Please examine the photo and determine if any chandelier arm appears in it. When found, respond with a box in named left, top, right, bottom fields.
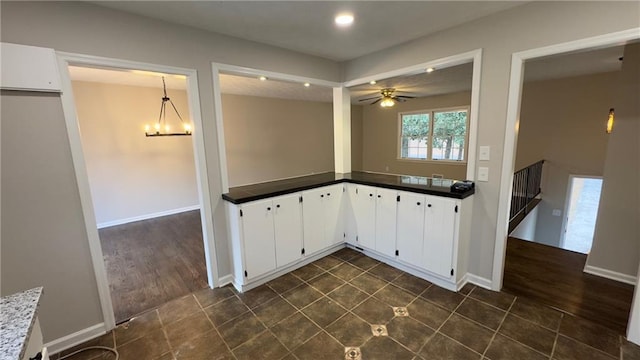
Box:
left=167, top=99, right=185, bottom=122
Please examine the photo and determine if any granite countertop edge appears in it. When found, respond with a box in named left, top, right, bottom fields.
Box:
left=1, top=287, right=44, bottom=360
left=222, top=171, right=474, bottom=204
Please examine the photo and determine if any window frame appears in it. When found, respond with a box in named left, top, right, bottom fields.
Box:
left=397, top=106, right=470, bottom=164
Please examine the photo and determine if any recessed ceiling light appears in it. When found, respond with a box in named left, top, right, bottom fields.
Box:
left=303, top=82, right=311, bottom=87
left=335, top=13, right=354, bottom=27
left=259, top=76, right=267, bottom=81
left=369, top=80, right=377, bottom=85
left=426, top=67, right=435, bottom=73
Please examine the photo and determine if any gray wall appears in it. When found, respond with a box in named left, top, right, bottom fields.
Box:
left=343, top=1, right=640, bottom=280
left=222, top=94, right=334, bottom=186
left=1, top=91, right=104, bottom=340
left=0, top=1, right=340, bottom=342
left=588, top=43, right=640, bottom=278
left=361, top=91, right=471, bottom=180
left=516, top=72, right=615, bottom=248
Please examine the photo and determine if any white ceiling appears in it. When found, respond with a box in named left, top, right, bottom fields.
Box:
left=93, top=1, right=525, bottom=62
left=68, top=66, right=188, bottom=90
left=524, top=45, right=624, bottom=82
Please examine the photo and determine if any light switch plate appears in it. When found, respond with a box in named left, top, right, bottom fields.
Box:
left=479, top=146, right=490, bottom=161
left=478, top=167, right=489, bottom=182
left=552, top=209, right=562, bottom=216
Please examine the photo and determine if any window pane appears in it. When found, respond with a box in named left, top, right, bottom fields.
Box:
left=431, top=110, right=467, bottom=161
left=400, top=113, right=429, bottom=159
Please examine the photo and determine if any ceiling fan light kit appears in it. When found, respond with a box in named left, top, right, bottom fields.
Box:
left=358, top=87, right=416, bottom=108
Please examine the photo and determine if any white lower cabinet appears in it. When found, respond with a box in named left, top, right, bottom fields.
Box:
left=226, top=181, right=471, bottom=291
left=423, top=195, right=458, bottom=278
left=374, top=188, right=398, bottom=258
left=396, top=191, right=426, bottom=268
left=302, top=184, right=344, bottom=254
left=232, top=193, right=303, bottom=281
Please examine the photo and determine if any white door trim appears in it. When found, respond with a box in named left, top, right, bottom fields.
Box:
left=491, top=28, right=640, bottom=292
left=56, top=52, right=219, bottom=331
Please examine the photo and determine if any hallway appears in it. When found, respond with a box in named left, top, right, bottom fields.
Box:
left=503, top=237, right=634, bottom=335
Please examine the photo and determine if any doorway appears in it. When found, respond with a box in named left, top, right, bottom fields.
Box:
left=57, top=54, right=218, bottom=330
left=561, top=176, right=603, bottom=254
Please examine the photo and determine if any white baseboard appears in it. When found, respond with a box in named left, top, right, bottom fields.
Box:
left=584, top=265, right=637, bottom=285
left=461, top=273, right=493, bottom=291
left=218, top=274, right=234, bottom=287
left=97, top=205, right=200, bottom=229
left=45, top=322, right=107, bottom=355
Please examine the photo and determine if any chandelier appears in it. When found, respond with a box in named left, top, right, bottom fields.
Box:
left=145, top=77, right=192, bottom=137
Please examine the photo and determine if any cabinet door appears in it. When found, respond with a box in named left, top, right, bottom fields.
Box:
left=241, top=198, right=277, bottom=280
left=351, top=185, right=376, bottom=249
left=302, top=187, right=326, bottom=255
left=375, top=188, right=398, bottom=257
left=344, top=184, right=358, bottom=245
left=273, top=193, right=303, bottom=268
left=397, top=192, right=426, bottom=268
left=323, top=184, right=344, bottom=245
left=423, top=196, right=457, bottom=278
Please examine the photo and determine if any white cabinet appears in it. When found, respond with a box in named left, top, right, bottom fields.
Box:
left=239, top=198, right=277, bottom=280
left=348, top=184, right=376, bottom=249
left=273, top=194, right=304, bottom=268
left=396, top=191, right=426, bottom=268
left=231, top=193, right=303, bottom=281
left=375, top=187, right=398, bottom=258
left=302, top=184, right=344, bottom=255
left=423, top=195, right=458, bottom=278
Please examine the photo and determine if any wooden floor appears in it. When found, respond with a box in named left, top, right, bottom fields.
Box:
left=503, top=237, right=634, bottom=334
left=100, top=210, right=209, bottom=323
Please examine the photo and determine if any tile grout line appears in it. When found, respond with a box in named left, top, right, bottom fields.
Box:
left=480, top=295, right=516, bottom=360
left=549, top=312, right=563, bottom=360
left=195, top=292, right=240, bottom=360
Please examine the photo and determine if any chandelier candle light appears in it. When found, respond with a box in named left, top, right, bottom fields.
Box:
left=145, top=76, right=192, bottom=137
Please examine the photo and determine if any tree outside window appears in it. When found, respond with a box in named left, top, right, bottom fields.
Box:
left=399, top=108, right=468, bottom=161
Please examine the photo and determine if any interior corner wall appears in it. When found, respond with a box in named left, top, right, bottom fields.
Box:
left=0, top=0, right=341, bottom=343
left=587, top=43, right=640, bottom=278
left=1, top=91, right=104, bottom=341
left=343, top=1, right=640, bottom=280
left=515, top=72, right=615, bottom=248
left=361, top=91, right=470, bottom=180
left=72, top=81, right=198, bottom=226
left=221, top=94, right=334, bottom=186
left=351, top=105, right=364, bottom=171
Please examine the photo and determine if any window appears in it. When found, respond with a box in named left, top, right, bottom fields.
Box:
left=399, top=108, right=468, bottom=162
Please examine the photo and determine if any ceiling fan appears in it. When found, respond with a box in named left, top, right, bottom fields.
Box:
left=358, top=88, right=415, bottom=107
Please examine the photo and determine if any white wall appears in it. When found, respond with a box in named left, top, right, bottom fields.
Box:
left=343, top=1, right=640, bottom=280
left=510, top=206, right=538, bottom=242
left=73, top=81, right=198, bottom=226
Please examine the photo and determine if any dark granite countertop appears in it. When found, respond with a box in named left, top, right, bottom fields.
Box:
left=222, top=171, right=474, bottom=204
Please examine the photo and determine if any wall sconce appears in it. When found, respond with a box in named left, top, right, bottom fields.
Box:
left=606, top=108, right=614, bottom=134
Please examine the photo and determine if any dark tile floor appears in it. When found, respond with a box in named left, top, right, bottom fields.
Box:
left=53, top=248, right=640, bottom=360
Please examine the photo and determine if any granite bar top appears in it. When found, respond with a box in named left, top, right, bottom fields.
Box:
left=222, top=171, right=474, bottom=204
left=1, top=287, right=43, bottom=360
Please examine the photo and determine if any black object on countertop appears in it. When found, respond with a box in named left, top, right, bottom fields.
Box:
left=222, top=171, right=475, bottom=204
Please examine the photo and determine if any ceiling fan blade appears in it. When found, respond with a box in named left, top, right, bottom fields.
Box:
left=371, top=98, right=382, bottom=105
left=359, top=96, right=381, bottom=102
left=395, top=95, right=416, bottom=99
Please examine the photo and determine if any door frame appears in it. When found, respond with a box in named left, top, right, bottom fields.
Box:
left=56, top=52, right=219, bottom=331
left=559, top=174, right=603, bottom=251
left=492, top=27, right=639, bottom=292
